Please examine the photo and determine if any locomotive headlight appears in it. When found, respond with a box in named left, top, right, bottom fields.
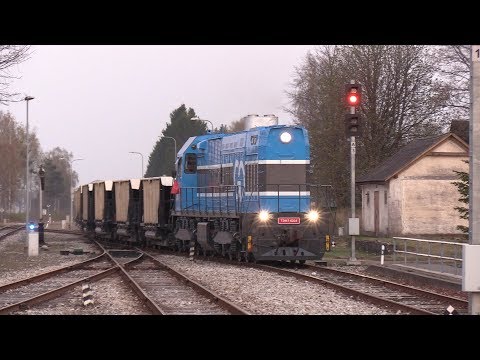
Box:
left=280, top=132, right=292, bottom=144
left=306, top=210, right=320, bottom=222
left=258, top=210, right=271, bottom=222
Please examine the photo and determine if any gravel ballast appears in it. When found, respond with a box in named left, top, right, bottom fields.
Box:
left=156, top=254, right=394, bottom=315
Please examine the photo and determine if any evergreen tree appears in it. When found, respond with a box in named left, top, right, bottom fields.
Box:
left=452, top=160, right=469, bottom=234
left=145, top=104, right=207, bottom=177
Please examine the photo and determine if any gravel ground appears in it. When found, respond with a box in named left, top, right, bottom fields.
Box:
left=3, top=229, right=458, bottom=315
left=11, top=275, right=151, bottom=315
left=0, top=231, right=99, bottom=286
left=329, top=264, right=467, bottom=300
left=0, top=231, right=151, bottom=314
left=155, top=255, right=395, bottom=315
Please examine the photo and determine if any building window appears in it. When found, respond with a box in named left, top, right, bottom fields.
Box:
left=366, top=192, right=370, bottom=205
left=384, top=191, right=387, bottom=205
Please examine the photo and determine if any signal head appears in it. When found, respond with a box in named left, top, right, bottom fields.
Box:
left=345, top=83, right=362, bottom=107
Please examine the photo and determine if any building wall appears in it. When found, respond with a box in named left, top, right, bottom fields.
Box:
left=363, top=137, right=469, bottom=237
left=394, top=140, right=468, bottom=235
left=361, top=183, right=388, bottom=235
left=388, top=177, right=403, bottom=235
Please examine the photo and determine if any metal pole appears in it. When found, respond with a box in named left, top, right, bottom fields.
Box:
left=26, top=100, right=29, bottom=230
left=24, top=96, right=34, bottom=233
left=70, top=162, right=73, bottom=229
left=164, top=136, right=177, bottom=165
left=70, top=158, right=84, bottom=229
left=129, top=152, right=143, bottom=178
left=469, top=45, right=480, bottom=314
left=191, top=117, right=214, bottom=132
left=350, top=132, right=357, bottom=262
left=39, top=185, right=42, bottom=222
left=204, top=120, right=214, bottom=132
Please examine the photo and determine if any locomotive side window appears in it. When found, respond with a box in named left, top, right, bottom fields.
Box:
left=185, top=153, right=197, bottom=173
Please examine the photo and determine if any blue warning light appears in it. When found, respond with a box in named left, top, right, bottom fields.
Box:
left=28, top=223, right=36, bottom=231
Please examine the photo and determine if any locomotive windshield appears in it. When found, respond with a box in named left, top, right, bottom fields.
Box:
left=185, top=153, right=197, bottom=173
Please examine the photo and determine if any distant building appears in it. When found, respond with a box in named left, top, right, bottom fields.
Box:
left=357, top=133, right=468, bottom=236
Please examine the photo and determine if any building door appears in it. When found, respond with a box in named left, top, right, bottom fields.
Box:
left=374, top=191, right=379, bottom=236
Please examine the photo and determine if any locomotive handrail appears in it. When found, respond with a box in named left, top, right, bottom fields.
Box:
left=180, top=185, right=241, bottom=216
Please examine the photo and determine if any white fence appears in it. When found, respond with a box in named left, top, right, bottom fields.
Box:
left=392, top=237, right=464, bottom=276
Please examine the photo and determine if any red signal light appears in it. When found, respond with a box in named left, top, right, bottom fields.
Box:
left=345, top=83, right=361, bottom=107
left=348, top=93, right=359, bottom=106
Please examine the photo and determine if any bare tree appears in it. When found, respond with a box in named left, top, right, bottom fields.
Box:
left=228, top=117, right=247, bottom=132
left=438, top=45, right=470, bottom=121
left=0, top=45, right=31, bottom=104
left=0, top=110, right=41, bottom=213
left=287, top=45, right=451, bottom=207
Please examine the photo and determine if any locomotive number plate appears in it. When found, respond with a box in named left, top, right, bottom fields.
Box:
left=278, top=217, right=301, bottom=225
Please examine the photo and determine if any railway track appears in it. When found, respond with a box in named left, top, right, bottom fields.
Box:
left=99, top=244, right=249, bottom=315
left=148, top=249, right=468, bottom=315
left=4, top=229, right=464, bottom=315
left=0, top=252, right=118, bottom=314
left=257, top=263, right=468, bottom=315
left=0, top=225, right=24, bottom=240
left=0, top=232, right=249, bottom=315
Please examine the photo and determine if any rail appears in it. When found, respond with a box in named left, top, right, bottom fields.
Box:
left=392, top=237, right=465, bottom=276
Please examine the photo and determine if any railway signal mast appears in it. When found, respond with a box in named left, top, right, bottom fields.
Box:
left=464, top=45, right=480, bottom=314
left=345, top=80, right=362, bottom=265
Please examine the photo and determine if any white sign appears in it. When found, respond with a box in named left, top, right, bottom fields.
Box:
left=473, top=46, right=480, bottom=62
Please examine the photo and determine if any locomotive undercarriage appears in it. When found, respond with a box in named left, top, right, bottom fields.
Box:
left=81, top=214, right=326, bottom=263
left=173, top=215, right=245, bottom=260
left=172, top=213, right=326, bottom=262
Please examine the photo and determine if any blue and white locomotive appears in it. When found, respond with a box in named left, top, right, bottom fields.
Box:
left=172, top=114, right=335, bottom=263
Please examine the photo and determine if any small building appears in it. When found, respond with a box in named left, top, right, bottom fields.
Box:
left=356, top=133, right=468, bottom=237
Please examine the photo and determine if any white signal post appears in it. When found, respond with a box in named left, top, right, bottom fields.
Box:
left=347, top=80, right=361, bottom=265
left=467, top=45, right=480, bottom=314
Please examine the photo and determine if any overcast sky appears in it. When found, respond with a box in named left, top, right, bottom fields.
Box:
left=2, top=45, right=316, bottom=186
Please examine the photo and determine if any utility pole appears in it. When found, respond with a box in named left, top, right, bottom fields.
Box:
left=345, top=80, right=362, bottom=265
left=464, top=45, right=480, bottom=314
left=24, top=96, right=34, bottom=233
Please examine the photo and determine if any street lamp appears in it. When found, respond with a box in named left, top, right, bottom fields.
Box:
left=191, top=116, right=214, bottom=132
left=24, top=95, right=34, bottom=233
left=70, top=158, right=84, bottom=229
left=129, top=151, right=144, bottom=178
left=163, top=136, right=177, bottom=165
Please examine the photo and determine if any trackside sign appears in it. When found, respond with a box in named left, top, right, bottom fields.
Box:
left=277, top=217, right=301, bottom=225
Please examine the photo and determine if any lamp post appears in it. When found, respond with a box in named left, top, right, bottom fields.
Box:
left=24, top=95, right=34, bottom=233
left=191, top=116, right=214, bottom=132
left=70, top=158, right=84, bottom=229
left=163, top=136, right=177, bottom=166
left=38, top=165, right=45, bottom=245
left=129, top=151, right=144, bottom=178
